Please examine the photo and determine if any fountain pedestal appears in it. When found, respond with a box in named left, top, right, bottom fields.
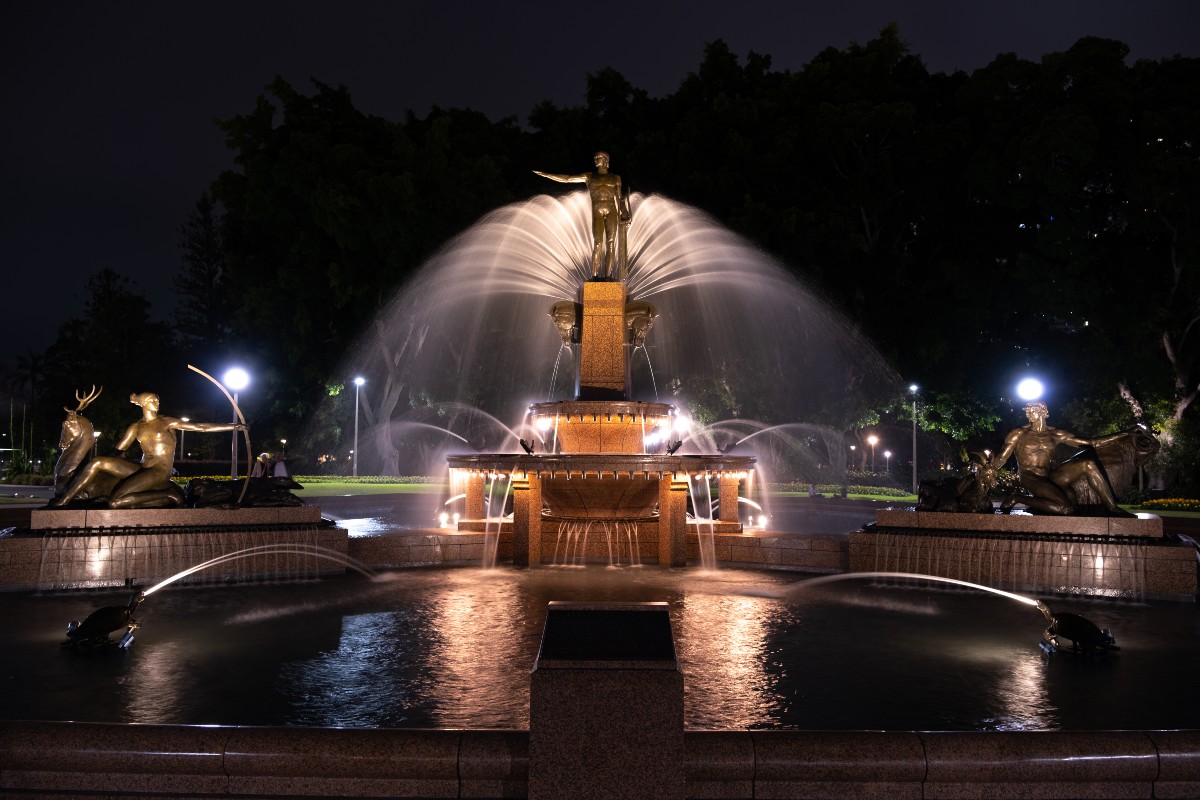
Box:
left=851, top=509, right=1198, bottom=599
left=452, top=274, right=754, bottom=567
left=529, top=602, right=683, bottom=800
left=13, top=506, right=345, bottom=591
left=578, top=281, right=628, bottom=399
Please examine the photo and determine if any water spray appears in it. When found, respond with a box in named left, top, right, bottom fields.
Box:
left=142, top=545, right=376, bottom=596
left=61, top=546, right=377, bottom=650
left=748, top=571, right=1117, bottom=654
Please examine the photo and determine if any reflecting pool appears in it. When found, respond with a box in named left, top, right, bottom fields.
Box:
left=5, top=567, right=1199, bottom=731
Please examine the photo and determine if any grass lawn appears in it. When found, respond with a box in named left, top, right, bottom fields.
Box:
left=291, top=481, right=446, bottom=497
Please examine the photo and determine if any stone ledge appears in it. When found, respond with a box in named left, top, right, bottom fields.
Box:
left=6, top=721, right=1195, bottom=799
left=31, top=505, right=323, bottom=530
left=876, top=508, right=1164, bottom=538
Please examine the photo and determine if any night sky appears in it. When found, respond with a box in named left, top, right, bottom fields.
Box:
left=4, top=0, right=1198, bottom=364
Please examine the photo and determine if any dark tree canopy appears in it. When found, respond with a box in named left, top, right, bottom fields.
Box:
left=7, top=28, right=1198, bottom=484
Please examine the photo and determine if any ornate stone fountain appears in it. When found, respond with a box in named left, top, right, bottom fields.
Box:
left=448, top=153, right=755, bottom=566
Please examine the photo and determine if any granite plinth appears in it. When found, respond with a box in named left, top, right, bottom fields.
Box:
left=529, top=602, right=684, bottom=800
left=3, top=508, right=345, bottom=591
left=577, top=280, right=628, bottom=397
left=876, top=508, right=1163, bottom=538
left=31, top=505, right=322, bottom=530
left=854, top=509, right=1196, bottom=599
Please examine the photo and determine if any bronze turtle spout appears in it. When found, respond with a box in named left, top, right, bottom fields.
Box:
left=63, top=590, right=144, bottom=650
left=1036, top=600, right=1118, bottom=654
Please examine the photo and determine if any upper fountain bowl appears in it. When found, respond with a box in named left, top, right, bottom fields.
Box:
left=530, top=401, right=675, bottom=455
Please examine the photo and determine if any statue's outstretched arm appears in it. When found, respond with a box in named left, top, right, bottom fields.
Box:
left=533, top=170, right=587, bottom=184
left=1057, top=431, right=1097, bottom=449
left=174, top=421, right=247, bottom=433
left=1087, top=431, right=1127, bottom=448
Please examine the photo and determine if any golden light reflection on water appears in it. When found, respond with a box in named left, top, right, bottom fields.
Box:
left=124, top=639, right=190, bottom=724
left=15, top=569, right=1195, bottom=732
left=994, top=653, right=1054, bottom=730
left=673, top=581, right=785, bottom=729
left=424, top=571, right=533, bottom=727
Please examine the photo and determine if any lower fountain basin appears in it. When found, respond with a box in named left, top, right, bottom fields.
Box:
left=540, top=475, right=660, bottom=520
left=6, top=566, right=1200, bottom=731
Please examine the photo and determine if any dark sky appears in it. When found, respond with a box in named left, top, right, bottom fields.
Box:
left=4, top=1, right=1198, bottom=365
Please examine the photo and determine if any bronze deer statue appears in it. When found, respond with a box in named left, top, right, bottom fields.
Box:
left=53, top=386, right=103, bottom=496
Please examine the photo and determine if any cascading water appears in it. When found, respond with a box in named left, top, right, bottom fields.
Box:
left=332, top=192, right=897, bottom=477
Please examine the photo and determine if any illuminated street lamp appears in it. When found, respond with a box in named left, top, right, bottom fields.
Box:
left=222, top=367, right=250, bottom=479
left=909, top=384, right=919, bottom=494
left=867, top=434, right=879, bottom=473
left=1016, top=377, right=1044, bottom=402
left=353, top=377, right=365, bottom=477
left=884, top=450, right=892, bottom=473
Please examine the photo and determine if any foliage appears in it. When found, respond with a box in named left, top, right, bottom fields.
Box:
left=1140, top=498, right=1200, bottom=511
left=770, top=482, right=912, bottom=498
left=173, top=192, right=234, bottom=361
left=7, top=29, right=1200, bottom=490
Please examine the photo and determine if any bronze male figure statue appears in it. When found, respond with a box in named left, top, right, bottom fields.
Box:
left=991, top=401, right=1129, bottom=516
left=534, top=151, right=631, bottom=280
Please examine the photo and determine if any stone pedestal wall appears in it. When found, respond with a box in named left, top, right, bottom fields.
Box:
left=578, top=281, right=627, bottom=397
left=851, top=511, right=1196, bottom=599
left=3, top=509, right=346, bottom=591
left=529, top=603, right=683, bottom=800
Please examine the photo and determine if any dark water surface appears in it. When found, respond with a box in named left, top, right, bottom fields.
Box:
left=4, top=566, right=1199, bottom=731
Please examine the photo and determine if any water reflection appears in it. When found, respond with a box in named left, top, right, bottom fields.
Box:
left=6, top=569, right=1200, bottom=731
left=676, top=582, right=780, bottom=728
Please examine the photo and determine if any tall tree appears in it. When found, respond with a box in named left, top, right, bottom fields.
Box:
left=41, top=269, right=176, bottom=441
left=173, top=191, right=233, bottom=359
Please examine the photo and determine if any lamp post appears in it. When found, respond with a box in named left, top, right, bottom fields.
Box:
left=884, top=450, right=892, bottom=473
left=353, top=377, right=365, bottom=477
left=280, top=438, right=287, bottom=458
left=177, top=419, right=189, bottom=462
left=867, top=434, right=879, bottom=473
left=222, top=367, right=250, bottom=479
left=909, top=384, right=919, bottom=494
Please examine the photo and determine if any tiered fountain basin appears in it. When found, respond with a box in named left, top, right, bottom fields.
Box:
left=850, top=508, right=1196, bottom=599
left=447, top=453, right=756, bottom=566
left=528, top=400, right=674, bottom=454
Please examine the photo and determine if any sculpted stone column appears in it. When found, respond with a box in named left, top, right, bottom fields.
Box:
left=658, top=473, right=688, bottom=567
left=465, top=473, right=485, bottom=520
left=718, top=475, right=741, bottom=524
left=512, top=473, right=542, bottom=567
left=578, top=281, right=628, bottom=399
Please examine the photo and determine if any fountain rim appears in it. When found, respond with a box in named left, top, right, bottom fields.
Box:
left=528, top=400, right=676, bottom=421
left=446, top=453, right=755, bottom=479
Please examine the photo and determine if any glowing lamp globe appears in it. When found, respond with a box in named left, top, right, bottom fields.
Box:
left=1016, top=378, right=1044, bottom=402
